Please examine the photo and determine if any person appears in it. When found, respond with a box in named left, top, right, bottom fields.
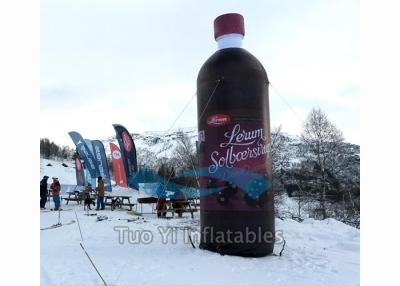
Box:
left=40, top=176, right=49, bottom=209
left=156, top=183, right=167, bottom=218
left=83, top=183, right=95, bottom=211
left=96, top=176, right=105, bottom=210
left=171, top=188, right=188, bottom=218
left=84, top=183, right=93, bottom=199
left=50, top=177, right=61, bottom=210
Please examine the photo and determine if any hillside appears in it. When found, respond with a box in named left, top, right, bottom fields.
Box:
left=40, top=158, right=76, bottom=184
left=102, top=127, right=359, bottom=163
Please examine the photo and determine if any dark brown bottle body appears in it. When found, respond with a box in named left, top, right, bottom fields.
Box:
left=197, top=47, right=275, bottom=257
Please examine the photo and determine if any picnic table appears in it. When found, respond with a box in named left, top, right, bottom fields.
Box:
left=63, top=191, right=84, bottom=204
left=47, top=194, right=54, bottom=201
left=162, top=199, right=198, bottom=219
left=136, top=197, right=199, bottom=217
left=63, top=191, right=96, bottom=205
left=104, top=195, right=135, bottom=211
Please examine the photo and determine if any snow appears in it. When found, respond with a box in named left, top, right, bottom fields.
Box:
left=40, top=158, right=76, bottom=185
left=41, top=158, right=359, bottom=285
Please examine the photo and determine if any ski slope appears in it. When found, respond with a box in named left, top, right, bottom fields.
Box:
left=40, top=158, right=76, bottom=185
left=40, top=158, right=359, bottom=286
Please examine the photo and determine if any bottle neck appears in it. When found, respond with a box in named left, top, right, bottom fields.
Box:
left=216, top=33, right=243, bottom=50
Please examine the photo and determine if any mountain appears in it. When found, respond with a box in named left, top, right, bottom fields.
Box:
left=101, top=127, right=359, bottom=168
left=102, top=127, right=198, bottom=159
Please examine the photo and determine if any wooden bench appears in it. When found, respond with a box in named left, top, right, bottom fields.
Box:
left=104, top=195, right=135, bottom=211
left=63, top=191, right=84, bottom=205
left=63, top=197, right=82, bottom=204
left=164, top=208, right=198, bottom=218
left=163, top=200, right=198, bottom=219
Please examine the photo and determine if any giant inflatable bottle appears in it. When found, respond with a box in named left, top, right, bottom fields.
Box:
left=197, top=13, right=274, bottom=257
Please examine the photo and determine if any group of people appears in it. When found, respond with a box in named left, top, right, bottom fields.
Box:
left=82, top=176, right=105, bottom=210
left=40, top=176, right=190, bottom=216
left=40, top=175, right=105, bottom=211
left=40, top=176, right=61, bottom=210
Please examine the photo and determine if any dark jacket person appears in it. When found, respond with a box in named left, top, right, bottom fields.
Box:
left=40, top=176, right=49, bottom=209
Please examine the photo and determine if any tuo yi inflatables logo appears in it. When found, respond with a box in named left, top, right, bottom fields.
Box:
left=122, top=131, right=133, bottom=152
left=207, top=114, right=231, bottom=127
left=112, top=150, right=122, bottom=160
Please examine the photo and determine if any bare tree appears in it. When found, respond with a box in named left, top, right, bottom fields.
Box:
left=171, top=131, right=196, bottom=169
left=137, top=147, right=158, bottom=170
left=270, top=125, right=292, bottom=173
left=300, top=108, right=344, bottom=219
left=171, top=130, right=199, bottom=187
left=270, top=125, right=292, bottom=206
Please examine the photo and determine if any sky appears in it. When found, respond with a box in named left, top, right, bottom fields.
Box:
left=41, top=0, right=359, bottom=147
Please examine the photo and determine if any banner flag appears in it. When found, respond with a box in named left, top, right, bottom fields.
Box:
left=68, top=131, right=99, bottom=179
left=92, top=140, right=112, bottom=192
left=74, top=154, right=86, bottom=186
left=112, top=124, right=138, bottom=188
left=84, top=139, right=98, bottom=188
left=110, top=143, right=128, bottom=188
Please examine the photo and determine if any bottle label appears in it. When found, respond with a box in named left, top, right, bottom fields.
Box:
left=200, top=118, right=273, bottom=211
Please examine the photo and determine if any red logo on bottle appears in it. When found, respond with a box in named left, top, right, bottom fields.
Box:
left=122, top=131, right=132, bottom=152
left=207, top=114, right=231, bottom=127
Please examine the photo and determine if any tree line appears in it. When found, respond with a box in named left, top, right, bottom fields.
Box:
left=40, top=138, right=75, bottom=159
left=271, top=108, right=360, bottom=226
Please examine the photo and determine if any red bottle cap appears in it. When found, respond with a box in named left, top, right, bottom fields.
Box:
left=214, top=13, right=245, bottom=40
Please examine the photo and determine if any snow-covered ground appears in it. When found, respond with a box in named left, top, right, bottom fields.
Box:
left=40, top=158, right=77, bottom=185
left=41, top=158, right=359, bottom=286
